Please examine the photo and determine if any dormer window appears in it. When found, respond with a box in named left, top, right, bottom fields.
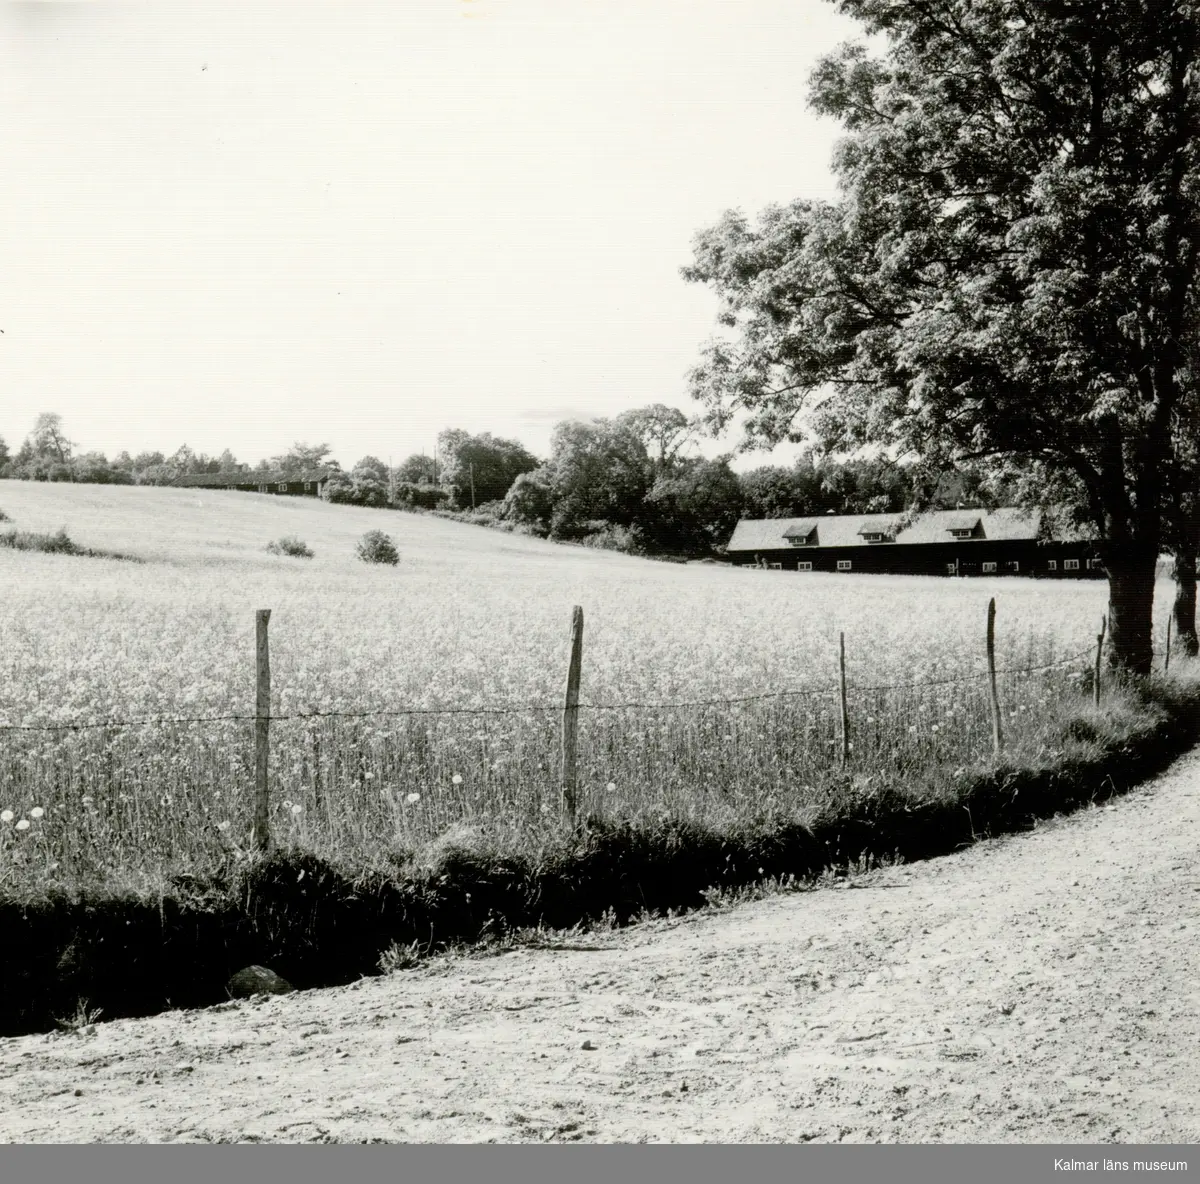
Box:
left=861, top=531, right=886, bottom=543
left=782, top=521, right=819, bottom=547
left=950, top=528, right=973, bottom=539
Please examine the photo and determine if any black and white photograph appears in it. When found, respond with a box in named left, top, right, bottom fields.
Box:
left=0, top=0, right=1198, bottom=1169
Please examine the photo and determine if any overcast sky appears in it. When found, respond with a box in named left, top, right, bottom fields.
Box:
left=0, top=0, right=858, bottom=470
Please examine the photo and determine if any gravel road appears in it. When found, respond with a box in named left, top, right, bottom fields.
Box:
left=3, top=750, right=1199, bottom=1144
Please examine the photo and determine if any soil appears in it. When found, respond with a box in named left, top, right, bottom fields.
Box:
left=3, top=751, right=1199, bottom=1144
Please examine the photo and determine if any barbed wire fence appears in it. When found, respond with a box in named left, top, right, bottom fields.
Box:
left=0, top=599, right=1110, bottom=858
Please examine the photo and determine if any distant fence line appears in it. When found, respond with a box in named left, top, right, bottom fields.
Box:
left=0, top=600, right=1112, bottom=852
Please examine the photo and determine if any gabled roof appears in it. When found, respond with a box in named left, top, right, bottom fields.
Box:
left=726, top=507, right=1042, bottom=552
left=173, top=469, right=332, bottom=488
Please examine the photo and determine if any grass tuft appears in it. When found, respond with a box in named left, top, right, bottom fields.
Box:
left=266, top=535, right=314, bottom=559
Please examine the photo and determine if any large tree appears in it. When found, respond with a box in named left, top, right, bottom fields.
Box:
left=684, top=0, right=1200, bottom=673
left=436, top=429, right=540, bottom=508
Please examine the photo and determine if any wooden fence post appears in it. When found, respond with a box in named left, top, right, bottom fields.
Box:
left=987, top=598, right=1003, bottom=758
left=1165, top=615, right=1172, bottom=674
left=1094, top=615, right=1107, bottom=708
left=838, top=631, right=849, bottom=768
left=253, top=609, right=272, bottom=853
left=561, top=605, right=584, bottom=827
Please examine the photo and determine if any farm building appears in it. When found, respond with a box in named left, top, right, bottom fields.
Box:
left=171, top=469, right=332, bottom=497
left=726, top=508, right=1104, bottom=578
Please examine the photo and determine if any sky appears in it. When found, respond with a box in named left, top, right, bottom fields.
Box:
left=0, top=0, right=859, bottom=471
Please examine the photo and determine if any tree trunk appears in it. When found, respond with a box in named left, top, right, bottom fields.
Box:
left=1106, top=549, right=1158, bottom=675
left=1173, top=551, right=1199, bottom=657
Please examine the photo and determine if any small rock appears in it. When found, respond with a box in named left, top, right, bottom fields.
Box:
left=581, top=1039, right=597, bottom=1051
left=226, top=965, right=295, bottom=1000
left=74, top=1088, right=83, bottom=1097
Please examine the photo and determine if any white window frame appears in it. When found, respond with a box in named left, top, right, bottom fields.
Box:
left=797, top=561, right=813, bottom=572
left=946, top=563, right=958, bottom=575
left=1007, top=561, right=1020, bottom=573
left=837, top=559, right=852, bottom=571
left=1047, top=560, right=1058, bottom=571
left=951, top=528, right=973, bottom=539
left=278, top=482, right=288, bottom=492
left=304, top=481, right=312, bottom=492
left=1064, top=558, right=1080, bottom=571
left=769, top=562, right=783, bottom=570
left=257, top=484, right=268, bottom=494
left=1087, top=558, right=1103, bottom=571
left=861, top=532, right=885, bottom=543
left=982, top=561, right=997, bottom=573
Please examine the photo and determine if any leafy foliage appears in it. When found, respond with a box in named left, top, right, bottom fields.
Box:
left=266, top=535, right=314, bottom=559
left=355, top=529, right=400, bottom=566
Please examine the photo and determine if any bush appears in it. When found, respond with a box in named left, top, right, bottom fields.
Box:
left=356, top=530, right=399, bottom=565
left=0, top=528, right=81, bottom=555
left=0, top=508, right=9, bottom=522
left=266, top=535, right=314, bottom=559
left=393, top=482, right=450, bottom=510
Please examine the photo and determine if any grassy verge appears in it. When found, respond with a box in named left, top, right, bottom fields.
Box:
left=2, top=671, right=1196, bottom=1036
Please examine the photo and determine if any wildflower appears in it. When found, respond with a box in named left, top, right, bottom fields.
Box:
left=217, top=820, right=231, bottom=832
left=931, top=724, right=940, bottom=734
left=365, top=772, right=374, bottom=780
left=406, top=792, right=421, bottom=805
left=282, top=799, right=293, bottom=809
left=606, top=781, right=617, bottom=793
left=290, top=804, right=303, bottom=816
left=15, top=819, right=29, bottom=832
left=452, top=774, right=463, bottom=785
left=0, top=810, right=12, bottom=823
left=30, top=807, right=44, bottom=819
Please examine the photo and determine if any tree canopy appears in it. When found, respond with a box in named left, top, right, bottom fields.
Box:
left=684, top=0, right=1200, bottom=672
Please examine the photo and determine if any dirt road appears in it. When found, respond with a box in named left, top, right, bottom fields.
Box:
left=3, top=751, right=1199, bottom=1144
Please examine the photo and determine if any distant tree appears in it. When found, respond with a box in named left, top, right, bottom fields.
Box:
left=0, top=435, right=9, bottom=477
left=395, top=453, right=437, bottom=485
left=72, top=452, right=128, bottom=485
left=644, top=457, right=744, bottom=552
left=614, top=405, right=696, bottom=472
left=30, top=413, right=72, bottom=464
left=217, top=448, right=243, bottom=473
left=275, top=442, right=332, bottom=475
left=322, top=469, right=356, bottom=504
left=541, top=419, right=650, bottom=538
left=502, top=468, right=557, bottom=533
left=348, top=456, right=390, bottom=507
left=436, top=429, right=539, bottom=508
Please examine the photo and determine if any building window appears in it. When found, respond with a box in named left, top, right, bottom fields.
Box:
left=950, top=528, right=973, bottom=539
left=769, top=562, right=782, bottom=570
left=946, top=563, right=957, bottom=575
left=1064, top=559, right=1080, bottom=571
left=837, top=560, right=852, bottom=571
left=861, top=532, right=886, bottom=543
left=278, top=482, right=287, bottom=492
left=982, top=561, right=997, bottom=573
left=797, top=562, right=813, bottom=572
left=1087, top=558, right=1103, bottom=571
left=257, top=484, right=268, bottom=494
left=304, top=482, right=312, bottom=492
left=1007, top=561, right=1020, bottom=573
left=1048, top=560, right=1058, bottom=571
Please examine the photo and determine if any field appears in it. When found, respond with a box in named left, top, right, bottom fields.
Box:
left=0, top=482, right=1170, bottom=894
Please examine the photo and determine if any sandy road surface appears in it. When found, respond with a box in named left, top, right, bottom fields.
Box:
left=3, top=752, right=1200, bottom=1144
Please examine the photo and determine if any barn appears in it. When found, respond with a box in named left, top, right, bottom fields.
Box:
left=172, top=469, right=332, bottom=497
left=726, top=508, right=1104, bottom=578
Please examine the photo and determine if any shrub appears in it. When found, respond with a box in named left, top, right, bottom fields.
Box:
left=266, top=535, right=314, bottom=559
left=393, top=482, right=450, bottom=511
left=356, top=530, right=399, bottom=565
left=0, top=508, right=9, bottom=522
left=0, top=528, right=81, bottom=555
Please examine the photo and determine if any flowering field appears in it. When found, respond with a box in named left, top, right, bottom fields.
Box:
left=0, top=482, right=1157, bottom=890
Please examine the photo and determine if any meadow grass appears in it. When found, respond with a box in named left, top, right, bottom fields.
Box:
left=0, top=481, right=1183, bottom=897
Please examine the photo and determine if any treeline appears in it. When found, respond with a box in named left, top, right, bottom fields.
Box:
left=0, top=414, right=335, bottom=487
left=0, top=408, right=1001, bottom=558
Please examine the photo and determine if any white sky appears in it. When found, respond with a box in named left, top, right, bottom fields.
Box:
left=0, top=0, right=857, bottom=470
